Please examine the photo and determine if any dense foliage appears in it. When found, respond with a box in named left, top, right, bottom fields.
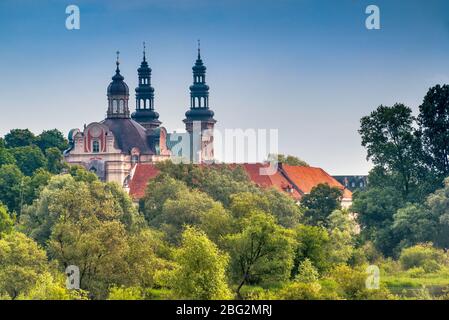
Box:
left=3, top=85, right=449, bottom=301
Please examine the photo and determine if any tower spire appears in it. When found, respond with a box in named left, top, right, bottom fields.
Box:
left=107, top=51, right=130, bottom=119
left=116, top=50, right=120, bottom=72
left=183, top=44, right=216, bottom=163
left=197, top=39, right=201, bottom=59
left=131, top=43, right=161, bottom=129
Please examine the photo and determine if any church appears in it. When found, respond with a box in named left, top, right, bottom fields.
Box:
left=64, top=44, right=216, bottom=186
left=64, top=44, right=352, bottom=206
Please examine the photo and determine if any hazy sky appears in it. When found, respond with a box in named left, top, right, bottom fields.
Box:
left=1, top=0, right=449, bottom=174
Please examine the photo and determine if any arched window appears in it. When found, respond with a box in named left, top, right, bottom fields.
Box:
left=92, top=140, right=100, bottom=153
left=119, top=100, right=124, bottom=113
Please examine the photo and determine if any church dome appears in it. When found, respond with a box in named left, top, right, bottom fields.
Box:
left=107, top=56, right=129, bottom=96
left=107, top=71, right=129, bottom=96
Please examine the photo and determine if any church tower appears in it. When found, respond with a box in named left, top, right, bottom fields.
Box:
left=131, top=43, right=161, bottom=129
left=107, top=51, right=130, bottom=119
left=183, top=41, right=216, bottom=163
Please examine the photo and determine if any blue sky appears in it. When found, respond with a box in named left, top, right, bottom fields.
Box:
left=1, top=0, right=449, bottom=174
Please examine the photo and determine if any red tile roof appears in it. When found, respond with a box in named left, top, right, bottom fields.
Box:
left=127, top=163, right=351, bottom=202
left=128, top=163, right=160, bottom=200
left=280, top=165, right=352, bottom=199
left=241, top=163, right=301, bottom=200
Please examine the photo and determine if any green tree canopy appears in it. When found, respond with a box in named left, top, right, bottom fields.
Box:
left=20, top=174, right=141, bottom=246
left=301, top=184, right=342, bottom=227
left=0, top=204, right=14, bottom=235
left=270, top=154, right=309, bottom=167
left=4, top=129, right=35, bottom=148
left=418, top=84, right=449, bottom=177
left=164, top=226, right=232, bottom=300
left=225, top=212, right=294, bottom=297
left=10, top=146, right=47, bottom=176
left=36, top=129, right=68, bottom=152
left=45, top=147, right=64, bottom=174
left=0, top=164, right=26, bottom=214
left=0, top=232, right=50, bottom=299
left=359, top=104, right=424, bottom=200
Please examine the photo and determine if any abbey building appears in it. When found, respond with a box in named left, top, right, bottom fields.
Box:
left=64, top=46, right=216, bottom=186
left=64, top=45, right=353, bottom=206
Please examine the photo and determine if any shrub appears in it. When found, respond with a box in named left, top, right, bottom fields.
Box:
left=399, top=243, right=447, bottom=272
left=295, top=259, right=319, bottom=283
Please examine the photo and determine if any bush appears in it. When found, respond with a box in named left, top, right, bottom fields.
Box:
left=295, top=259, right=319, bottom=283
left=399, top=243, right=448, bottom=272
left=108, top=286, right=143, bottom=300
left=274, top=282, right=322, bottom=300
left=406, top=267, right=426, bottom=278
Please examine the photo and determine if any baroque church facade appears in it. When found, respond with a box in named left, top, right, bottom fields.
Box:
left=64, top=45, right=216, bottom=186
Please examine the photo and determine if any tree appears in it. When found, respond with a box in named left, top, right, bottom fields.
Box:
left=159, top=189, right=231, bottom=244
left=301, top=184, right=342, bottom=227
left=326, top=209, right=356, bottom=265
left=45, top=147, right=64, bottom=174
left=4, top=129, right=35, bottom=148
left=20, top=174, right=140, bottom=246
left=0, top=232, right=50, bottom=299
left=418, top=84, right=449, bottom=177
left=165, top=226, right=232, bottom=300
left=23, top=168, right=52, bottom=205
left=351, top=186, right=404, bottom=256
left=17, top=272, right=88, bottom=300
left=293, top=225, right=330, bottom=274
left=48, top=217, right=129, bottom=299
left=68, top=165, right=98, bottom=183
left=225, top=212, right=294, bottom=297
left=10, top=146, right=47, bottom=176
left=423, top=178, right=449, bottom=248
left=359, top=104, right=423, bottom=200
left=295, top=258, right=319, bottom=283
left=155, top=162, right=259, bottom=207
left=390, top=178, right=449, bottom=252
left=36, top=129, right=68, bottom=152
left=270, top=154, right=309, bottom=167
left=142, top=174, right=232, bottom=244
left=0, top=204, right=14, bottom=235
left=0, top=147, right=15, bottom=167
left=141, top=175, right=190, bottom=223
left=230, top=191, right=303, bottom=228
left=124, top=229, right=172, bottom=289
left=0, top=164, right=26, bottom=214
left=392, top=204, right=438, bottom=250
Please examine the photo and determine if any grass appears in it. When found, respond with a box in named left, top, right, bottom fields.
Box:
left=382, top=269, right=449, bottom=298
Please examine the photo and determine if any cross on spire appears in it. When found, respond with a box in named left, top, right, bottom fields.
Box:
left=115, top=50, right=120, bottom=71
left=143, top=42, right=146, bottom=61
left=197, top=39, right=201, bottom=59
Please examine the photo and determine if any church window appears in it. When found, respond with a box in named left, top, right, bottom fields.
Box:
left=93, top=140, right=100, bottom=153
left=119, top=100, right=124, bottom=113
left=113, top=100, right=118, bottom=113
